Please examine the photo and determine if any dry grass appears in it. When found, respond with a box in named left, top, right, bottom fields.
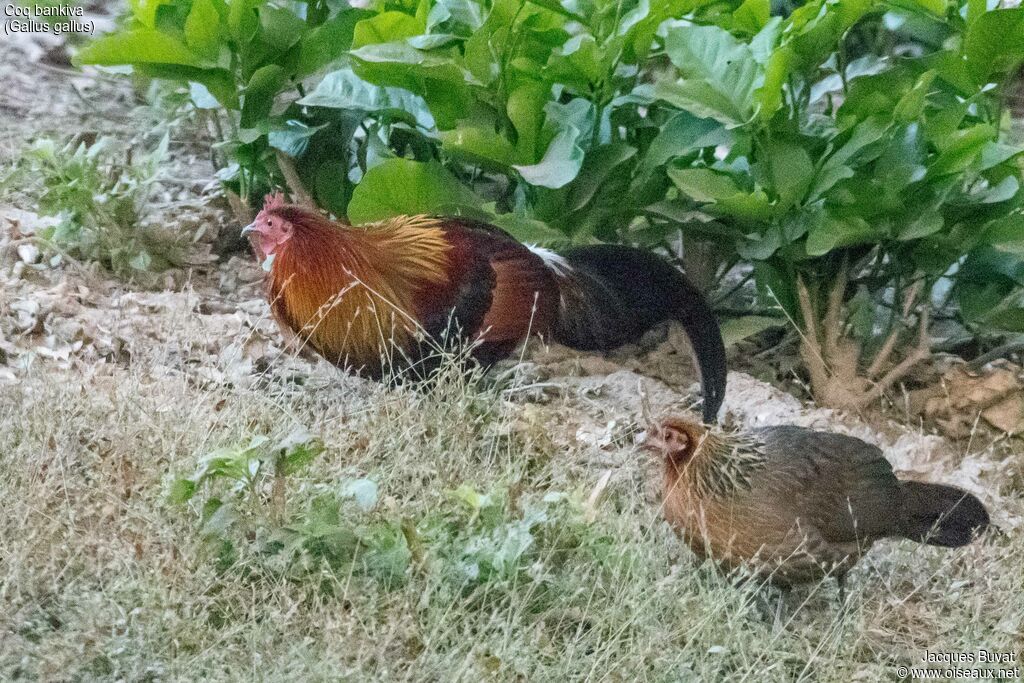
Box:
left=0, top=296, right=1021, bottom=682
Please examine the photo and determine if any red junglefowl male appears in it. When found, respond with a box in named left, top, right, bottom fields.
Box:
left=645, top=416, right=989, bottom=595
left=242, top=193, right=728, bottom=422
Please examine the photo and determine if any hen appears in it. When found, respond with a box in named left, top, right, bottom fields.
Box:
left=646, top=416, right=990, bottom=590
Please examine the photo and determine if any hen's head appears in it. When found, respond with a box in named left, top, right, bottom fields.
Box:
left=643, top=417, right=705, bottom=468
left=242, top=192, right=296, bottom=258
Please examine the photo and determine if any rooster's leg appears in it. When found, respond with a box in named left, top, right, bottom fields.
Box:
left=836, top=572, right=848, bottom=607
left=773, top=592, right=786, bottom=634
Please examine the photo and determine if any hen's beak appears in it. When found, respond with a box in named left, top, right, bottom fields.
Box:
left=641, top=429, right=664, bottom=453
left=240, top=222, right=257, bottom=237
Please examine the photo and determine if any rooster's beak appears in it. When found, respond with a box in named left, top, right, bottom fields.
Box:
left=240, top=222, right=257, bottom=236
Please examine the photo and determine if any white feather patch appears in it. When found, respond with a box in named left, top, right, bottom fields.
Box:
left=527, top=245, right=572, bottom=277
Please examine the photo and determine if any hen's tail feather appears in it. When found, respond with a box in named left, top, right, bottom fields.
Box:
left=540, top=244, right=727, bottom=423
left=898, top=481, right=990, bottom=547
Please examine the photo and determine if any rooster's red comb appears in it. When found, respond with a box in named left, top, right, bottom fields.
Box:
left=263, top=191, right=286, bottom=210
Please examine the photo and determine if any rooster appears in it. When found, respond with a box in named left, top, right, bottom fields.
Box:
left=242, top=194, right=727, bottom=421
left=645, top=416, right=990, bottom=594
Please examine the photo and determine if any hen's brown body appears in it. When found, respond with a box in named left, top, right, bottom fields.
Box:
left=650, top=419, right=989, bottom=587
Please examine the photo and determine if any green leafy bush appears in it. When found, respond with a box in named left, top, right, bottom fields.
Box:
left=5, top=136, right=184, bottom=278
left=77, top=0, right=1024, bottom=405
left=171, top=429, right=616, bottom=601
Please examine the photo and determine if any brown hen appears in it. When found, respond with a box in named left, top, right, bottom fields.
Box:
left=646, top=417, right=990, bottom=592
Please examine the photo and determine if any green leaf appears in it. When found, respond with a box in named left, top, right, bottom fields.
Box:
left=279, top=438, right=324, bottom=475
left=669, top=167, right=774, bottom=221
left=808, top=117, right=889, bottom=201
left=347, top=159, right=482, bottom=223
left=228, top=0, right=258, bottom=43
left=360, top=523, right=411, bottom=584
left=545, top=34, right=604, bottom=93
left=892, top=70, right=936, bottom=123
left=129, top=250, right=152, bottom=271
left=75, top=30, right=208, bottom=68
left=429, top=0, right=485, bottom=31
left=350, top=42, right=474, bottom=129
left=974, top=176, right=1020, bottom=204
left=450, top=483, right=490, bottom=510
left=297, top=68, right=378, bottom=110
left=732, top=0, right=770, bottom=35
left=513, top=126, right=586, bottom=189
left=240, top=64, right=286, bottom=129
left=297, top=9, right=371, bottom=77
left=921, top=97, right=969, bottom=146
left=958, top=281, right=1009, bottom=321
left=184, top=0, right=222, bottom=60
left=512, top=98, right=593, bottom=189
left=839, top=65, right=916, bottom=122
left=168, top=478, right=197, bottom=504
left=874, top=123, right=927, bottom=189
left=567, top=143, right=637, bottom=213
left=667, top=167, right=741, bottom=203
left=787, top=0, right=875, bottom=66
left=521, top=0, right=585, bottom=22
left=921, top=50, right=974, bottom=96
left=134, top=64, right=239, bottom=108
left=298, top=67, right=434, bottom=131
left=928, top=124, right=995, bottom=177
left=898, top=208, right=943, bottom=240
left=268, top=120, right=327, bottom=158
left=201, top=499, right=237, bottom=538
left=657, top=25, right=761, bottom=127
left=749, top=17, right=782, bottom=64
left=984, top=309, right=1024, bottom=332
left=438, top=123, right=518, bottom=169
left=755, top=44, right=794, bottom=120
left=806, top=215, right=881, bottom=256
left=753, top=260, right=798, bottom=318
left=129, top=0, right=164, bottom=28
left=985, top=213, right=1024, bottom=255
left=506, top=82, right=550, bottom=162
left=980, top=142, right=1024, bottom=172
left=900, top=0, right=947, bottom=16
left=716, top=191, right=775, bottom=222
left=640, top=112, right=731, bottom=176
left=763, top=138, right=813, bottom=209
left=352, top=11, right=425, bottom=49
left=258, top=5, right=306, bottom=52
left=964, top=8, right=1024, bottom=85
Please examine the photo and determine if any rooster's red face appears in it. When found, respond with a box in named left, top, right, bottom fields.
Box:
left=242, top=193, right=294, bottom=259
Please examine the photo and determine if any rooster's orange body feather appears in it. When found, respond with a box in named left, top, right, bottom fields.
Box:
left=260, top=206, right=557, bottom=379
left=244, top=197, right=727, bottom=420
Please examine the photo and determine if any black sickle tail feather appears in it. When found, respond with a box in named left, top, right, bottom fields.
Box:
left=545, top=244, right=727, bottom=423
left=898, top=481, right=990, bottom=547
